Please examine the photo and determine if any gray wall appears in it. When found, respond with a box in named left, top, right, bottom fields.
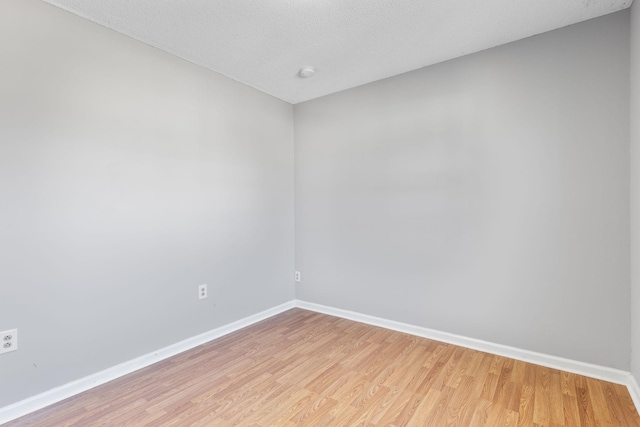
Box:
left=295, top=11, right=630, bottom=369
left=0, top=0, right=294, bottom=407
left=632, top=0, right=640, bottom=380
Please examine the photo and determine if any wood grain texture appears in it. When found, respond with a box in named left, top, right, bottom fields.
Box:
left=5, top=309, right=640, bottom=426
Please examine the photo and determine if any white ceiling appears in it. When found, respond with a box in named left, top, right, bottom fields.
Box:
left=44, top=0, right=632, bottom=104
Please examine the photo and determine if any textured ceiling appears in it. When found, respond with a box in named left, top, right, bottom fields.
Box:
left=43, top=0, right=632, bottom=104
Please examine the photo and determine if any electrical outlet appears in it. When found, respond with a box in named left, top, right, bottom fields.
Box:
left=199, top=284, right=208, bottom=300
left=0, top=329, right=17, bottom=355
left=295, top=271, right=301, bottom=283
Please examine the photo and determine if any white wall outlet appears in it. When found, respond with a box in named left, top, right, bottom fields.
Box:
left=0, top=329, right=18, bottom=355
left=199, top=284, right=208, bottom=300
left=295, top=271, right=301, bottom=283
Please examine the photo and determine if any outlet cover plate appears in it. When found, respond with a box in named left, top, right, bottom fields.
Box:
left=0, top=329, right=18, bottom=354
left=199, top=284, right=208, bottom=300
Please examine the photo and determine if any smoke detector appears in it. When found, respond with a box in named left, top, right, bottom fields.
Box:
left=298, top=66, right=315, bottom=78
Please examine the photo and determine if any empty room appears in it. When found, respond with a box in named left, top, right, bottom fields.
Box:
left=2, top=0, right=640, bottom=425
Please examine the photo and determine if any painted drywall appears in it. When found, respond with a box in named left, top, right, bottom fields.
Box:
left=295, top=11, right=630, bottom=369
left=0, top=0, right=294, bottom=407
left=632, top=0, right=640, bottom=380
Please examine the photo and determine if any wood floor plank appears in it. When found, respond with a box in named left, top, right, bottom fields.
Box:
left=533, top=366, right=551, bottom=426
left=615, top=383, right=640, bottom=427
left=576, top=385, right=598, bottom=427
left=518, top=387, right=535, bottom=427
left=586, top=377, right=613, bottom=426
left=374, top=388, right=419, bottom=426
left=562, top=392, right=582, bottom=427
left=549, top=370, right=565, bottom=425
left=459, top=354, right=494, bottom=426
left=5, top=308, right=640, bottom=426
left=468, top=398, right=492, bottom=426
left=392, top=390, right=428, bottom=426
left=601, top=380, right=630, bottom=427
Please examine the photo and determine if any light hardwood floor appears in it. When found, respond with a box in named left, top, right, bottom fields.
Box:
left=6, top=308, right=640, bottom=426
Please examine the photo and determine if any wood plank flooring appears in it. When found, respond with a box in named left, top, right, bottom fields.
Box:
left=5, top=309, right=640, bottom=426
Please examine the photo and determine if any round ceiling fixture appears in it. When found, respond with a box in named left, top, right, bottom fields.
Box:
left=298, top=66, right=315, bottom=78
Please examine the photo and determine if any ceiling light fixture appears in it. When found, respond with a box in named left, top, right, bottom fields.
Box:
left=298, top=66, right=315, bottom=78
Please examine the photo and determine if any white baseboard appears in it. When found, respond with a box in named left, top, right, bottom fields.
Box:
left=294, top=300, right=634, bottom=386
left=628, top=375, right=640, bottom=415
left=0, top=300, right=295, bottom=425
